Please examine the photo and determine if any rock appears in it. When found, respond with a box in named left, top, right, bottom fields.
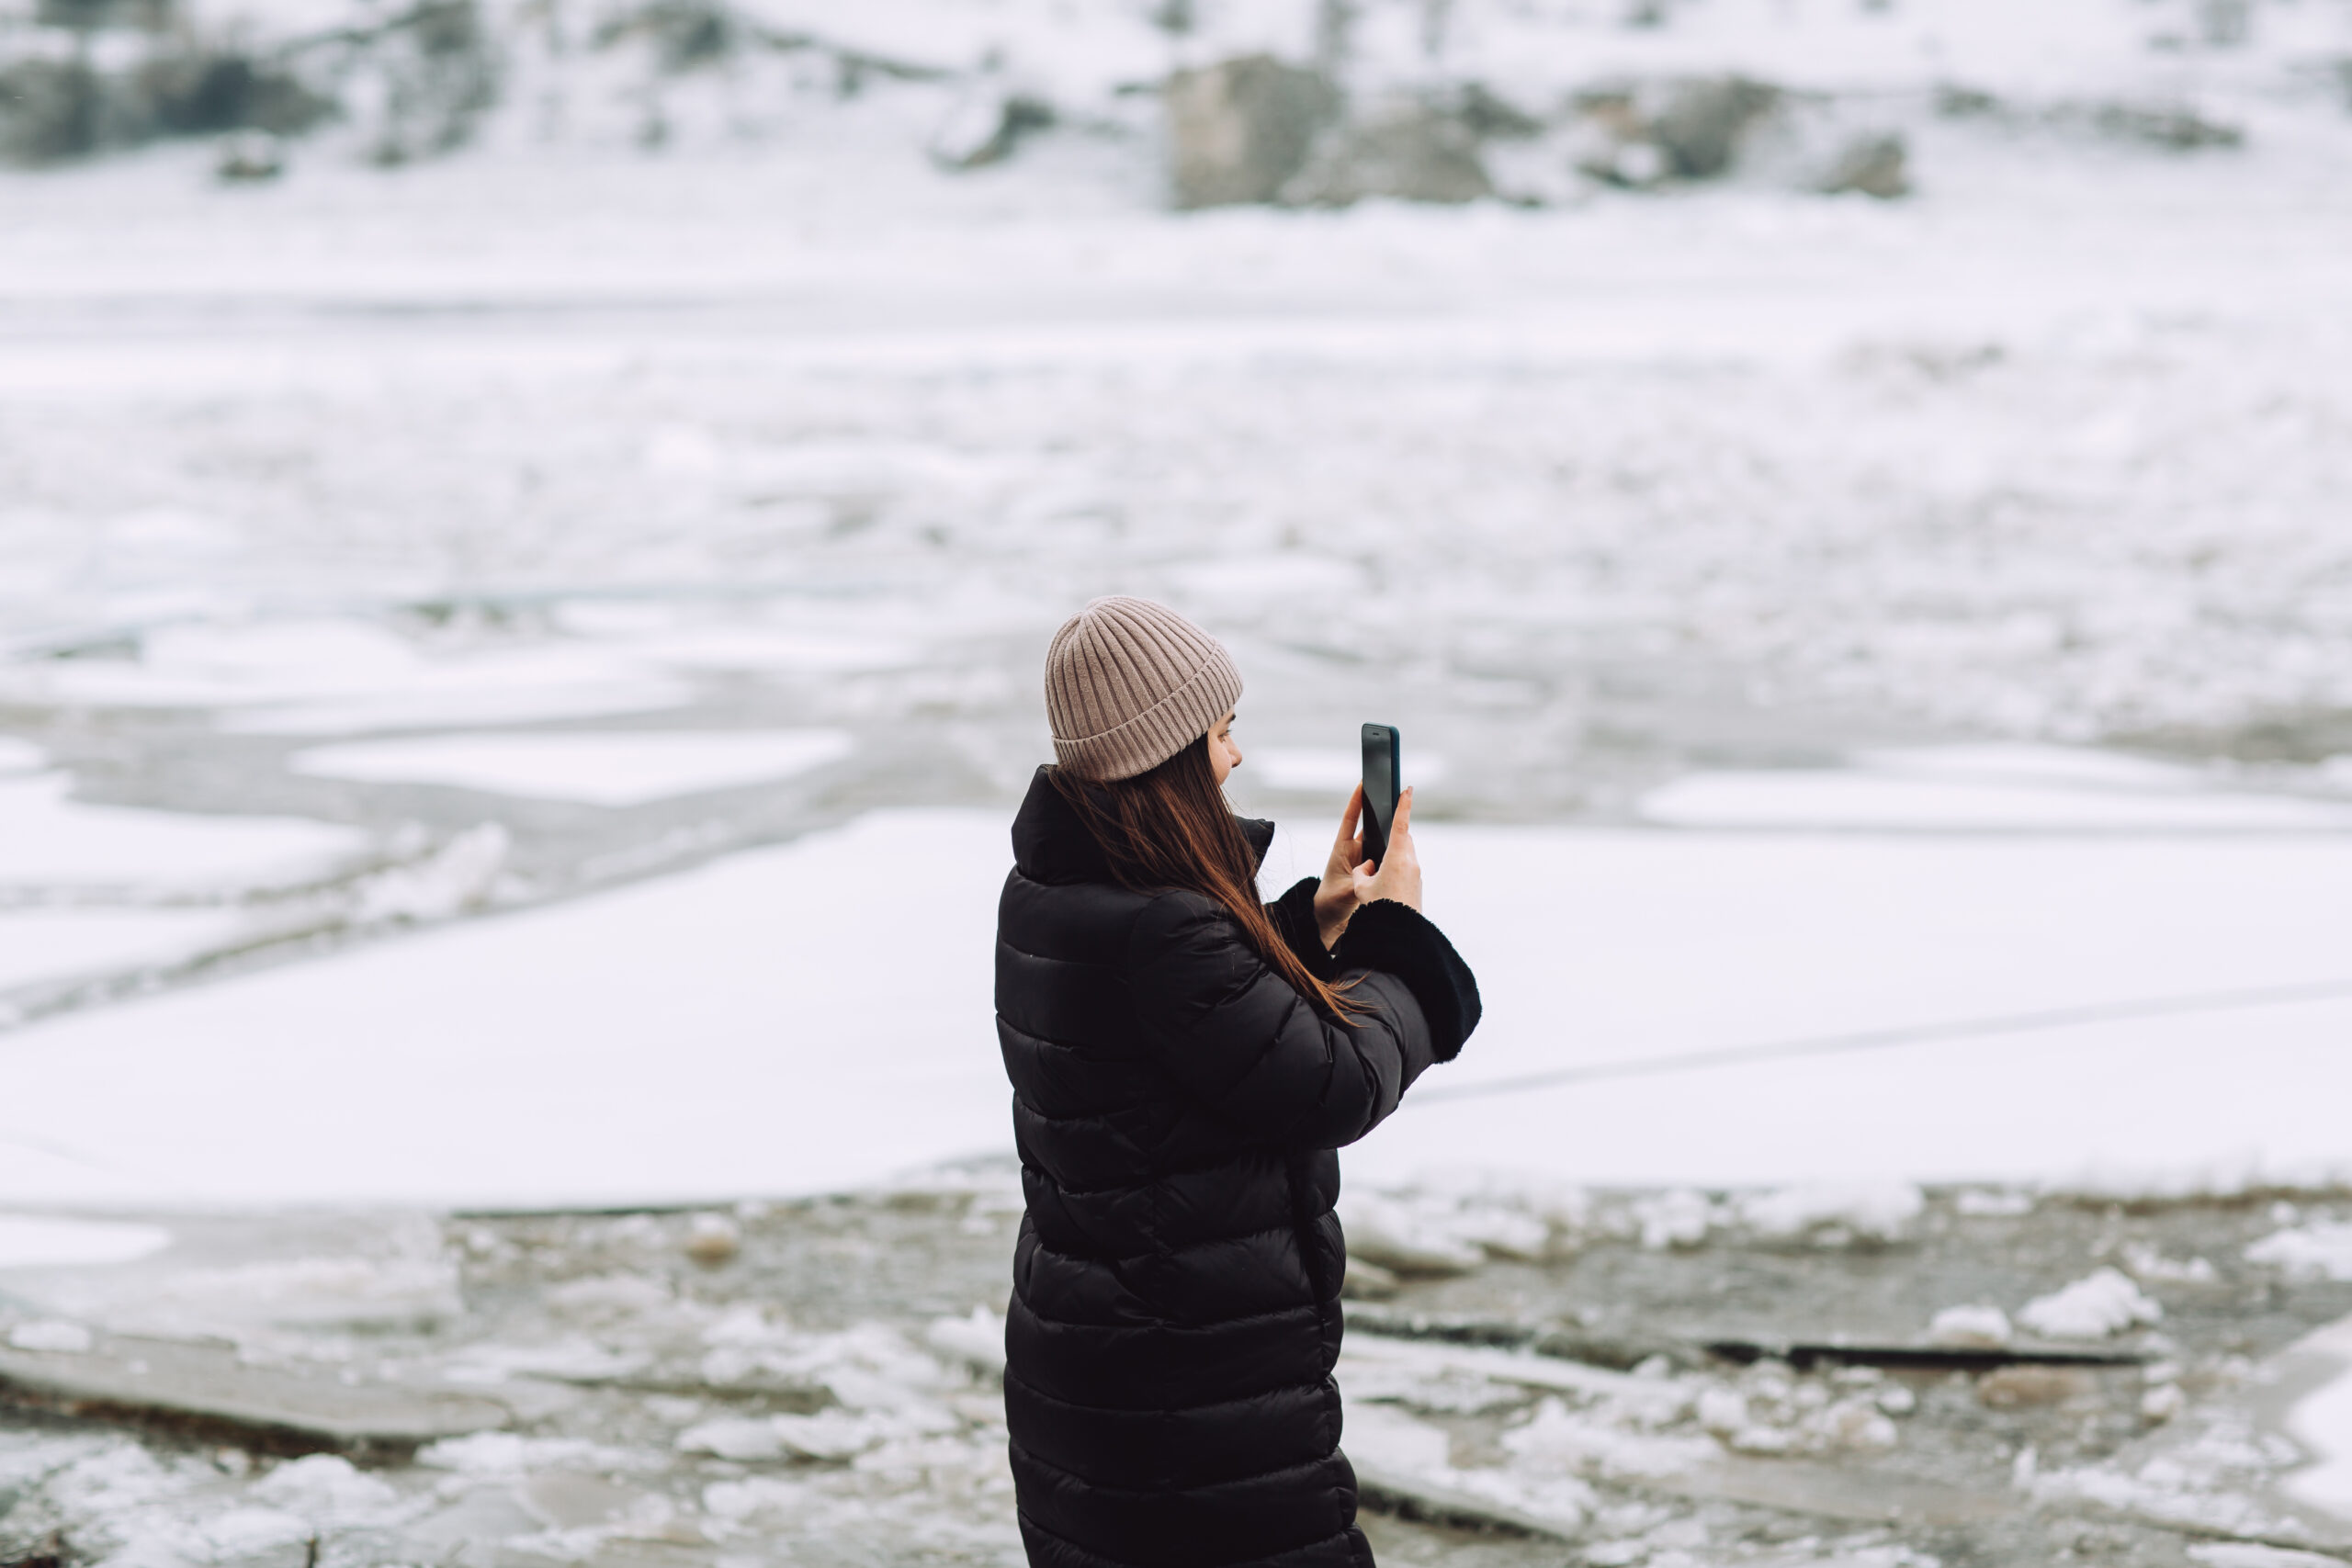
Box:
left=684, top=1213, right=740, bottom=1266
left=2199, top=0, right=2251, bottom=47
left=1564, top=75, right=1781, bottom=189
left=1649, top=75, right=1780, bottom=179
left=930, top=84, right=1055, bottom=170
left=345, top=0, right=500, bottom=165
left=1283, top=101, right=1491, bottom=206
left=2090, top=102, right=2241, bottom=150
left=1165, top=54, right=1338, bottom=209
left=128, top=51, right=333, bottom=141
left=1447, top=82, right=1544, bottom=141
left=1976, top=1365, right=2097, bottom=1408
left=1820, top=132, right=1907, bottom=198
left=0, top=60, right=103, bottom=164
left=214, top=131, right=284, bottom=182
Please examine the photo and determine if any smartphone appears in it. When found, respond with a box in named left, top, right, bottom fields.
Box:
left=1361, top=723, right=1401, bottom=869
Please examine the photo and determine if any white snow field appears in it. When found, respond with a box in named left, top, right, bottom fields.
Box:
left=4, top=781, right=2349, bottom=1208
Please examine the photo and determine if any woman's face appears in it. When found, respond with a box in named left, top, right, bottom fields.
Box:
left=1206, top=710, right=1242, bottom=786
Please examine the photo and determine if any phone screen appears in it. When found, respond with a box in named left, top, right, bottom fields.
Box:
left=1362, top=723, right=1400, bottom=868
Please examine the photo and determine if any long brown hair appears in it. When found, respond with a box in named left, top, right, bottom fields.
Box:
left=1050, top=739, right=1362, bottom=1021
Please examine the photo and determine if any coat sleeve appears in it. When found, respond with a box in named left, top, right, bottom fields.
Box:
left=1127, top=890, right=1436, bottom=1150
left=1262, top=875, right=1340, bottom=982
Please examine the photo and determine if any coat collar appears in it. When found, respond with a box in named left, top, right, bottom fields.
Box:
left=1012, top=765, right=1274, bottom=886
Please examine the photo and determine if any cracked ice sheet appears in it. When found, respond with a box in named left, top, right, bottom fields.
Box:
left=2282, top=1317, right=2352, bottom=1524
left=0, top=908, right=254, bottom=992
left=0, top=810, right=1009, bottom=1208
left=5, top=811, right=2352, bottom=1206
left=0, top=773, right=364, bottom=888
left=288, top=728, right=855, bottom=807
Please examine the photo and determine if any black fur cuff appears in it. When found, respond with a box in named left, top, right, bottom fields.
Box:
left=1336, top=900, right=1482, bottom=1061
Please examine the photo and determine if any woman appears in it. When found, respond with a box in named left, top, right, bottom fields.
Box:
left=997, top=596, right=1481, bottom=1568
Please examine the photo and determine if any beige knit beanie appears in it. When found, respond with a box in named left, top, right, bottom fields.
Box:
left=1044, top=597, right=1244, bottom=782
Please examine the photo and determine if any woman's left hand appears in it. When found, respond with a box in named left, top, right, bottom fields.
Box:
left=1312, top=785, right=1368, bottom=952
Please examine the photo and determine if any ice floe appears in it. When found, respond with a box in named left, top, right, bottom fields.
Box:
left=289, top=729, right=855, bottom=807
left=0, top=1214, right=171, bottom=1269
left=0, top=772, right=363, bottom=888
left=2249, top=1225, right=2352, bottom=1284
left=1641, top=748, right=2352, bottom=832
left=2018, top=1269, right=2165, bottom=1341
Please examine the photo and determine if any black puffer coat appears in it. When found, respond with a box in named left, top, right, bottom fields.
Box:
left=996, top=768, right=1481, bottom=1568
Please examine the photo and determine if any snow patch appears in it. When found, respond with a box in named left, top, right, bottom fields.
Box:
left=1737, top=1181, right=1924, bottom=1245
left=2018, top=1269, right=2163, bottom=1340
left=248, top=1454, right=400, bottom=1520
left=2247, top=1224, right=2352, bottom=1283
left=1928, top=1305, right=2014, bottom=1349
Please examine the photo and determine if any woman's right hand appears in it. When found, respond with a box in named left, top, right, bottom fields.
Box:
left=1351, top=785, right=1422, bottom=912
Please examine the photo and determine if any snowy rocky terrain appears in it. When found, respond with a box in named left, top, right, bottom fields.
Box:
left=4, top=1179, right=2352, bottom=1565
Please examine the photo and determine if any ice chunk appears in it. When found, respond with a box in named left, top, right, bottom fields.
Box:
left=0, top=1215, right=170, bottom=1269
left=1929, top=1305, right=2014, bottom=1348
left=1956, top=1190, right=2035, bottom=1217
left=1336, top=1192, right=1484, bottom=1274
left=7, top=1319, right=93, bottom=1353
left=2246, top=1223, right=2352, bottom=1282
left=1632, top=1190, right=1715, bottom=1250
left=2018, top=1268, right=2162, bottom=1339
left=2188, top=1545, right=2346, bottom=1567
left=249, top=1453, right=399, bottom=1518
left=677, top=1416, right=787, bottom=1461
left=350, top=825, right=509, bottom=924
left=1738, top=1181, right=1923, bottom=1244
left=925, top=1305, right=1006, bottom=1378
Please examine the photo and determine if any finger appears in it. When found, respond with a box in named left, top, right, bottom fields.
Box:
left=1391, top=785, right=1414, bottom=839
left=1338, top=784, right=1363, bottom=843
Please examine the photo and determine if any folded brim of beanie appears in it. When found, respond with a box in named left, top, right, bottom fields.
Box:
left=1051, top=638, right=1243, bottom=782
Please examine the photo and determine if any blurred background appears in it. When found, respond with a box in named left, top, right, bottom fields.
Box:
left=4, top=1, right=2352, bottom=1562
